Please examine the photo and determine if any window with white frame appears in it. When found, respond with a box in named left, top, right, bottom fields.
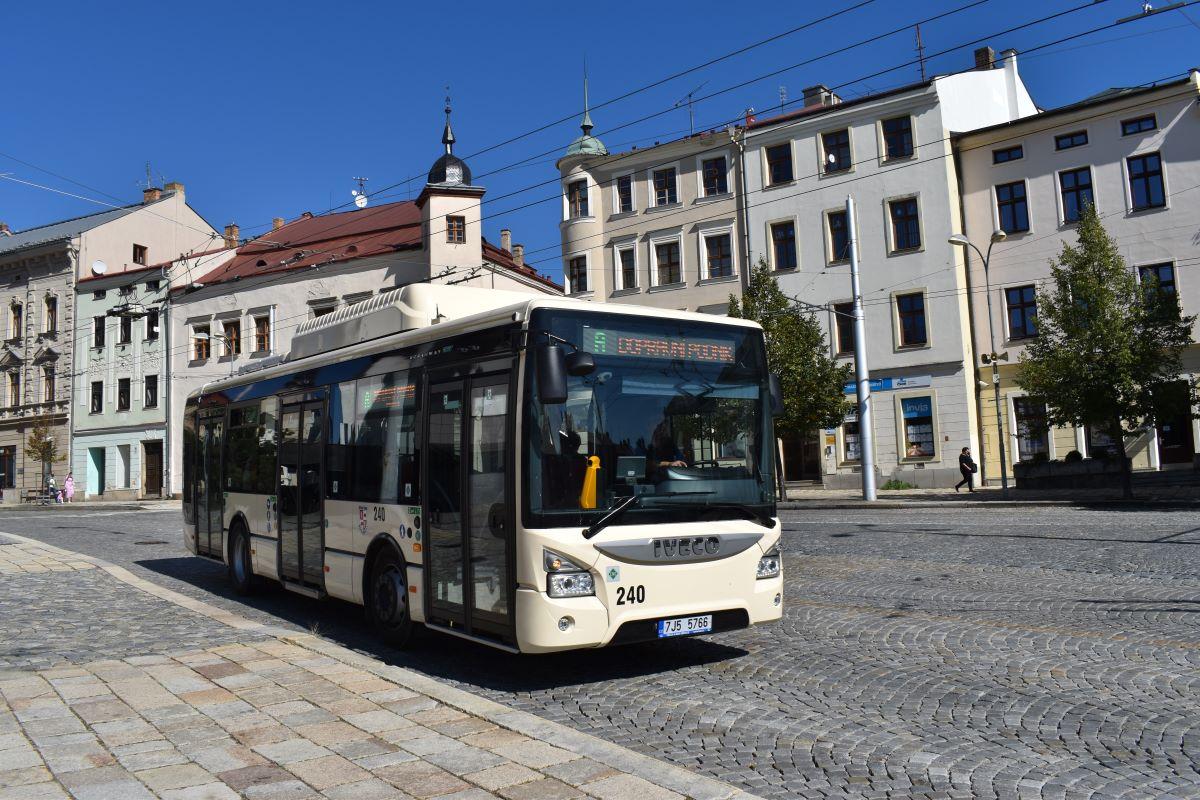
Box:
left=826, top=210, right=849, bottom=263
left=254, top=315, right=271, bottom=353
left=566, top=179, right=589, bottom=218
left=701, top=230, right=734, bottom=279
left=821, top=129, right=852, bottom=174
left=41, top=367, right=54, bottom=403
left=567, top=255, right=588, bottom=294
left=651, top=237, right=682, bottom=286
left=192, top=325, right=210, bottom=360
left=765, top=143, right=793, bottom=185
left=700, top=156, right=728, bottom=197
left=899, top=394, right=936, bottom=459
left=615, top=174, right=634, bottom=213
left=7, top=372, right=19, bottom=408
left=652, top=168, right=678, bottom=206
left=613, top=243, right=637, bottom=290
left=881, top=116, right=914, bottom=160
left=770, top=221, right=797, bottom=270
left=888, top=197, right=922, bottom=252
left=1013, top=397, right=1049, bottom=462
left=43, top=295, right=56, bottom=334
left=9, top=302, right=22, bottom=341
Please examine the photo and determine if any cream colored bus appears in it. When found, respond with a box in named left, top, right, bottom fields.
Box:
left=183, top=284, right=782, bottom=653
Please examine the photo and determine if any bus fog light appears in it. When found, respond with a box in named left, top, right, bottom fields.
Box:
left=558, top=616, right=573, bottom=632
left=774, top=593, right=782, bottom=606
left=548, top=571, right=594, bottom=598
left=756, top=549, right=781, bottom=580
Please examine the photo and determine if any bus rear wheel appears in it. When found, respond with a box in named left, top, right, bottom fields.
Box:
left=367, top=549, right=413, bottom=647
left=228, top=524, right=257, bottom=596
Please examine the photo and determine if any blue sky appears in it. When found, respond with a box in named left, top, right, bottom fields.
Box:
left=2, top=0, right=1197, bottom=282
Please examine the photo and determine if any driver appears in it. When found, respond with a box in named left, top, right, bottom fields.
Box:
left=649, top=422, right=689, bottom=469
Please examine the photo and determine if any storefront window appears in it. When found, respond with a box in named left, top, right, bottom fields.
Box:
left=1086, top=426, right=1120, bottom=457
left=901, top=396, right=935, bottom=459
left=1013, top=397, right=1049, bottom=461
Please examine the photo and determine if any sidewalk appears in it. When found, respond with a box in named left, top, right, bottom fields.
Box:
left=0, top=499, right=181, bottom=514
left=781, top=484, right=1200, bottom=508
left=0, top=534, right=758, bottom=800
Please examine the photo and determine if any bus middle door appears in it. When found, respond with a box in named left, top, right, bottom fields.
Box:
left=278, top=398, right=326, bottom=591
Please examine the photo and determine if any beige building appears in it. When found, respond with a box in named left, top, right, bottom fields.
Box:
left=556, top=94, right=746, bottom=314
left=956, top=70, right=1200, bottom=479
left=0, top=184, right=216, bottom=501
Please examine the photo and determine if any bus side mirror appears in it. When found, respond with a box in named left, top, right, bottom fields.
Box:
left=769, top=374, right=784, bottom=417
left=535, top=343, right=568, bottom=404
left=565, top=349, right=595, bottom=376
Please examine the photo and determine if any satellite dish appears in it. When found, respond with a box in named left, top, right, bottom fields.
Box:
left=91, top=260, right=107, bottom=275
left=354, top=194, right=369, bottom=209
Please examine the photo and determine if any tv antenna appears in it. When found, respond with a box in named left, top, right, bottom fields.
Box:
left=674, top=81, right=708, bottom=136
left=351, top=176, right=369, bottom=208
left=916, top=25, right=927, bottom=82
left=778, top=85, right=788, bottom=112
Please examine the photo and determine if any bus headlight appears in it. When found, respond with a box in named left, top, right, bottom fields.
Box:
left=756, top=548, right=781, bottom=580
left=544, top=549, right=595, bottom=598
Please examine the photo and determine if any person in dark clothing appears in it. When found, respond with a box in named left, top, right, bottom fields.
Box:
left=955, top=446, right=977, bottom=492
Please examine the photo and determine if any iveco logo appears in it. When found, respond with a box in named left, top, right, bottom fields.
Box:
left=652, top=537, right=720, bottom=560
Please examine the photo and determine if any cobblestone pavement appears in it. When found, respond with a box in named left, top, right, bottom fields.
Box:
left=3, top=507, right=1200, bottom=799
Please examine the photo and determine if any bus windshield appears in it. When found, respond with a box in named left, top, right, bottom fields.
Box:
left=524, top=309, right=776, bottom=529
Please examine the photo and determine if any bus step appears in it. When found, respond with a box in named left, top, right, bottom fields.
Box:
left=281, top=580, right=325, bottom=599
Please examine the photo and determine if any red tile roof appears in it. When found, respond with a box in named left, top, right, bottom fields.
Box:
left=77, top=246, right=236, bottom=284
left=482, top=240, right=562, bottom=291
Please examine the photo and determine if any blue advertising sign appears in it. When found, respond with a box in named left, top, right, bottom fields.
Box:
left=843, top=375, right=932, bottom=394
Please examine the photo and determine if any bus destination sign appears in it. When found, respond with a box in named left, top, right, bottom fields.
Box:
left=582, top=327, right=735, bottom=363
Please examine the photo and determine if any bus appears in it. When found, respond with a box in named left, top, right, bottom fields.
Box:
left=182, top=283, right=783, bottom=653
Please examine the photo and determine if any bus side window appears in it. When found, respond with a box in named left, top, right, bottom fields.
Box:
left=354, top=371, right=419, bottom=505
left=182, top=408, right=196, bottom=523
left=327, top=383, right=355, bottom=499
left=257, top=397, right=278, bottom=494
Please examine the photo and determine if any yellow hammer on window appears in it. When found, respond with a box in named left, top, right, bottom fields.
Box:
left=579, top=456, right=601, bottom=509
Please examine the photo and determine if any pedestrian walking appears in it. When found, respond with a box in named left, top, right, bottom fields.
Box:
left=64, top=473, right=74, bottom=503
left=46, top=473, right=57, bottom=505
left=955, top=447, right=977, bottom=493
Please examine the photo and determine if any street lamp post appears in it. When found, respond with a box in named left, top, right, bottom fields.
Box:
left=948, top=230, right=1009, bottom=498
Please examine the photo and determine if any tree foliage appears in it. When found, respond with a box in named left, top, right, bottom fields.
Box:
left=25, top=420, right=65, bottom=481
left=1016, top=204, right=1196, bottom=495
left=729, top=259, right=851, bottom=435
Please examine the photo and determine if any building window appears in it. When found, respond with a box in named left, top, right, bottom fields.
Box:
left=92, top=290, right=105, bottom=300
left=0, top=447, right=14, bottom=489
left=770, top=221, right=797, bottom=270
left=192, top=325, right=210, bottom=360
left=9, top=303, right=22, bottom=340
left=1005, top=285, right=1038, bottom=339
left=889, top=198, right=921, bottom=252
left=1127, top=153, right=1165, bottom=210
left=1058, top=167, right=1094, bottom=223
left=900, top=395, right=935, bottom=459
left=834, top=302, right=855, bottom=355
left=652, top=168, right=678, bottom=206
left=821, top=129, right=852, bottom=173
left=896, top=292, right=927, bottom=346
left=1055, top=130, right=1088, bottom=150
left=614, top=245, right=637, bottom=290
left=616, top=174, right=634, bottom=213
left=145, top=309, right=159, bottom=341
left=223, top=320, right=241, bottom=356
left=446, top=215, right=466, bottom=243
left=995, top=181, right=1029, bottom=234
left=118, top=315, right=132, bottom=344
left=992, top=145, right=1023, bottom=164
left=132, top=244, right=148, bottom=265
left=93, top=316, right=106, bottom=348
left=1139, top=262, right=1179, bottom=319
left=765, top=143, right=793, bottom=185
left=567, top=180, right=589, bottom=218
left=1121, top=114, right=1156, bottom=136
left=701, top=156, right=728, bottom=197
left=7, top=372, right=19, bottom=408
left=842, top=416, right=861, bottom=462
left=43, top=296, right=57, bottom=334
left=144, top=374, right=158, bottom=408
left=881, top=116, right=914, bottom=160
left=702, top=232, right=733, bottom=279
left=254, top=316, right=271, bottom=352
left=1014, top=397, right=1049, bottom=462
left=653, top=240, right=682, bottom=285
left=827, top=210, right=849, bottom=263
left=312, top=305, right=335, bottom=319
left=90, top=381, right=103, bottom=414
left=42, top=367, right=54, bottom=403
left=146, top=279, right=160, bottom=291
left=567, top=256, right=588, bottom=294
left=117, top=378, right=130, bottom=411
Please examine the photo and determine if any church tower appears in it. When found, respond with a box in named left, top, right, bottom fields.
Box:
left=419, top=95, right=484, bottom=278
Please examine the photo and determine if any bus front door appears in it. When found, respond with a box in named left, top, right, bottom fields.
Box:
left=278, top=401, right=326, bottom=589
left=426, top=373, right=513, bottom=640
left=196, top=413, right=223, bottom=557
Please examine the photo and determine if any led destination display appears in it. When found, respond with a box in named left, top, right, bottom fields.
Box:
left=582, top=327, right=736, bottom=363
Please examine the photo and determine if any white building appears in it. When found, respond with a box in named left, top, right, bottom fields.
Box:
left=743, top=47, right=1038, bottom=487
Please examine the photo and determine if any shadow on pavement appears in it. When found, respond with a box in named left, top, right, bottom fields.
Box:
left=135, top=556, right=748, bottom=694
left=832, top=523, right=1200, bottom=547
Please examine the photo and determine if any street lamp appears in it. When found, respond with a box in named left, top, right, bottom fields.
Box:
left=193, top=331, right=238, bottom=377
left=948, top=229, right=1009, bottom=498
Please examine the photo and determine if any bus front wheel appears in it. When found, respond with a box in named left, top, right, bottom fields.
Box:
left=228, top=524, right=257, bottom=596
left=367, top=549, right=413, bottom=647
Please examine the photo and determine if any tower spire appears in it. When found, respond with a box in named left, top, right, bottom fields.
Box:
left=580, top=61, right=594, bottom=135
left=442, top=87, right=455, bottom=155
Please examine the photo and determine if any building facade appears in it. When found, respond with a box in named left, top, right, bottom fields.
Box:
left=956, top=70, right=1200, bottom=479
left=0, top=183, right=216, bottom=501
left=743, top=49, right=1038, bottom=487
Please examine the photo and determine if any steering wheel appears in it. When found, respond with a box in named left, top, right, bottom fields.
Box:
left=691, top=459, right=721, bottom=468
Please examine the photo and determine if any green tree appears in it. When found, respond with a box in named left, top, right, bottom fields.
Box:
left=1016, top=204, right=1196, bottom=498
left=25, top=420, right=66, bottom=487
left=729, top=259, right=852, bottom=484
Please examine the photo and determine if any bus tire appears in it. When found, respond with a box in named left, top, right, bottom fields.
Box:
left=228, top=523, right=257, bottom=596
left=367, top=548, right=412, bottom=648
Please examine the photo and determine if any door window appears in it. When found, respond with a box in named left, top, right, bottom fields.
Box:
left=469, top=382, right=509, bottom=624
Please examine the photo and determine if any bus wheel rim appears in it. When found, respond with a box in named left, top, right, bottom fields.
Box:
left=374, top=566, right=406, bottom=625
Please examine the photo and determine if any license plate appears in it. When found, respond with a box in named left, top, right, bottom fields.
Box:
left=657, top=614, right=713, bottom=638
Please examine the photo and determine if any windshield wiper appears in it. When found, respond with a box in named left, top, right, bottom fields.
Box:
left=647, top=500, right=777, bottom=530
left=582, top=491, right=714, bottom=539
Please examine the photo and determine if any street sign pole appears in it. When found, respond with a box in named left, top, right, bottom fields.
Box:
left=846, top=195, right=876, bottom=501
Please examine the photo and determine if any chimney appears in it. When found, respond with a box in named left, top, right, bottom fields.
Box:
left=142, top=187, right=162, bottom=204
left=500, top=228, right=512, bottom=252
left=223, top=223, right=240, bottom=249
left=0, top=222, right=9, bottom=237
left=512, top=244, right=525, bottom=266
left=802, top=85, right=840, bottom=108
left=163, top=181, right=185, bottom=198
left=1001, top=49, right=1020, bottom=117
left=974, top=46, right=996, bottom=70
left=272, top=217, right=285, bottom=230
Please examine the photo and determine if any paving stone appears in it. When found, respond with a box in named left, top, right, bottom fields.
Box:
left=318, top=778, right=408, bottom=800
left=374, top=760, right=470, bottom=798
left=579, top=774, right=684, bottom=800
left=490, top=741, right=578, bottom=770
left=464, top=762, right=542, bottom=791
left=495, top=777, right=585, bottom=800
left=252, top=738, right=332, bottom=765
left=0, top=782, right=70, bottom=799
left=285, top=754, right=370, bottom=790
left=240, top=779, right=319, bottom=800
left=159, top=784, right=241, bottom=800
left=134, top=762, right=216, bottom=792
